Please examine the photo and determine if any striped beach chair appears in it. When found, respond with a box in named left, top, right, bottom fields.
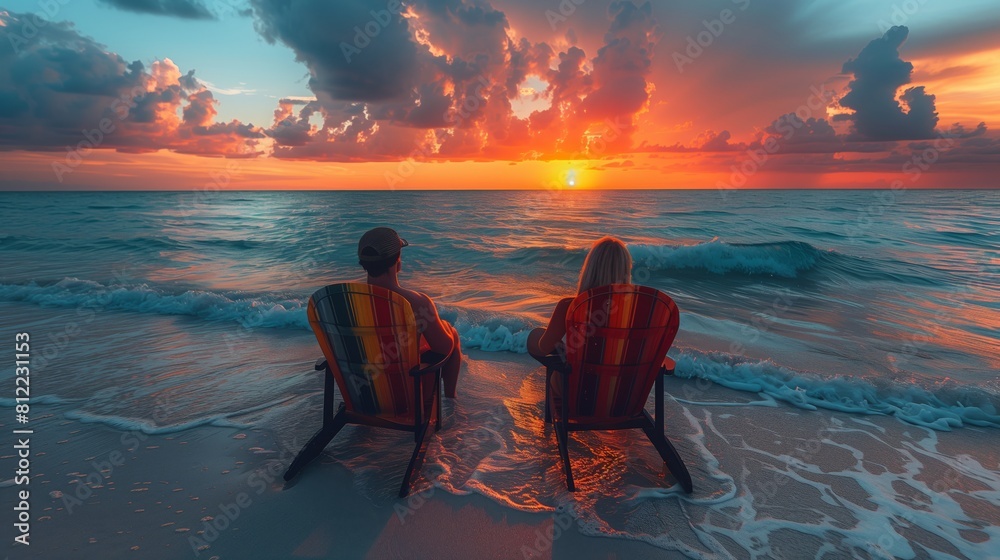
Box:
left=538, top=284, right=693, bottom=493
left=283, top=283, right=454, bottom=497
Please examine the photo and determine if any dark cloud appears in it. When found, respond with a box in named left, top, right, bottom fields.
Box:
left=268, top=99, right=318, bottom=147
left=721, top=26, right=993, bottom=163
left=839, top=26, right=939, bottom=141
left=252, top=0, right=661, bottom=161
left=130, top=83, right=183, bottom=122
left=97, top=0, right=216, bottom=19
left=764, top=114, right=837, bottom=143
left=698, top=130, right=741, bottom=152
left=252, top=0, right=424, bottom=102
left=0, top=11, right=262, bottom=157
left=752, top=113, right=852, bottom=154
left=945, top=121, right=987, bottom=139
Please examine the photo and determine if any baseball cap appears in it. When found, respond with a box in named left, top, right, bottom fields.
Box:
left=358, top=227, right=409, bottom=262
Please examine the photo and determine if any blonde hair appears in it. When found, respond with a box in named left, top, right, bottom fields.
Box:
left=577, top=236, right=632, bottom=293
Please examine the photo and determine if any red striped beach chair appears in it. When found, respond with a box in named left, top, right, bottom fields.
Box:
left=283, top=283, right=454, bottom=497
left=537, top=284, right=693, bottom=493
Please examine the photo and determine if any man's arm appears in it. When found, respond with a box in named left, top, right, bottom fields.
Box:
left=414, top=293, right=455, bottom=356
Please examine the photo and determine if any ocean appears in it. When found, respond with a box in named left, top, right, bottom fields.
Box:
left=2, top=189, right=998, bottom=557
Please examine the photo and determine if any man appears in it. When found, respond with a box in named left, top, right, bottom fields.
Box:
left=358, top=227, right=462, bottom=398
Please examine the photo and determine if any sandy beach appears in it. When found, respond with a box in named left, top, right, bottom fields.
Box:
left=7, top=343, right=998, bottom=559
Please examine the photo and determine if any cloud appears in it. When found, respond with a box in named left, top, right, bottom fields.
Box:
left=599, top=159, right=634, bottom=168
left=0, top=11, right=262, bottom=158
left=696, top=130, right=742, bottom=152
left=97, top=0, right=216, bottom=19
left=252, top=0, right=424, bottom=102
left=945, top=121, right=987, bottom=139
left=250, top=0, right=661, bottom=161
left=201, top=81, right=258, bottom=95
left=269, top=99, right=319, bottom=147
left=764, top=114, right=837, bottom=143
left=5, top=0, right=996, bottom=187
left=635, top=129, right=745, bottom=153
left=838, top=26, right=939, bottom=141
left=577, top=1, right=658, bottom=151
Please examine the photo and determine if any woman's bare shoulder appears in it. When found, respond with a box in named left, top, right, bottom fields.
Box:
left=551, top=296, right=574, bottom=318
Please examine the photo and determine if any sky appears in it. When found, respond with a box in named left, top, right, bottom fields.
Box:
left=0, top=0, right=998, bottom=190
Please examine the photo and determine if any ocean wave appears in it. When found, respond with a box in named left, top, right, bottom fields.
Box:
left=0, top=235, right=67, bottom=252
left=507, top=240, right=828, bottom=278
left=5, top=278, right=996, bottom=431
left=446, top=314, right=533, bottom=353
left=0, top=278, right=309, bottom=330
left=0, top=278, right=534, bottom=351
left=505, top=245, right=588, bottom=267
left=192, top=238, right=265, bottom=250
left=85, top=204, right=144, bottom=210
left=672, top=349, right=1000, bottom=431
left=507, top=239, right=946, bottom=284
left=2, top=235, right=266, bottom=254
left=94, top=236, right=181, bottom=251
left=99, top=236, right=268, bottom=252
left=630, top=240, right=823, bottom=278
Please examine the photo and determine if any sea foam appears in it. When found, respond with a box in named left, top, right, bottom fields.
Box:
left=3, top=278, right=997, bottom=431
left=673, top=348, right=1000, bottom=430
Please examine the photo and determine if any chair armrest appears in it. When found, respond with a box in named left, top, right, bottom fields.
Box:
left=534, top=352, right=570, bottom=375
left=315, top=358, right=328, bottom=371
left=660, top=356, right=676, bottom=376
left=410, top=337, right=456, bottom=377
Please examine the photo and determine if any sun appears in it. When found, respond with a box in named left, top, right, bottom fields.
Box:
left=567, top=169, right=577, bottom=188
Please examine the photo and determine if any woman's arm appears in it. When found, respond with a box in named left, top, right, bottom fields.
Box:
left=527, top=297, right=573, bottom=357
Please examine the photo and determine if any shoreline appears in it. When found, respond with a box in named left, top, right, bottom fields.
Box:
left=5, top=349, right=999, bottom=559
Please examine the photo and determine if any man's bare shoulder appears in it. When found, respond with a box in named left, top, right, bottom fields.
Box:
left=396, top=287, right=435, bottom=315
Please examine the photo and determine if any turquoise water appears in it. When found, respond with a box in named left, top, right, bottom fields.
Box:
left=3, top=189, right=999, bottom=558
left=1, top=190, right=998, bottom=430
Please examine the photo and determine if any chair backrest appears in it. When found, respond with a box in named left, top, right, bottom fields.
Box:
left=563, top=284, right=680, bottom=419
left=307, top=283, right=420, bottom=418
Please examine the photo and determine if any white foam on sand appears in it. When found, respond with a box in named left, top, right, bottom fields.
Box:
left=271, top=351, right=1000, bottom=559
left=4, top=299, right=998, bottom=558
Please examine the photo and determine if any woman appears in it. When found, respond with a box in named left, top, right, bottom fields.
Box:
left=527, top=236, right=632, bottom=358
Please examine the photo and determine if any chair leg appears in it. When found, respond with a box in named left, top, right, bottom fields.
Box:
left=283, top=404, right=348, bottom=482
left=555, top=421, right=575, bottom=492
left=400, top=421, right=431, bottom=498
left=435, top=371, right=442, bottom=432
left=647, top=373, right=693, bottom=493
left=544, top=367, right=552, bottom=424
left=556, top=366, right=574, bottom=491
left=641, top=421, right=693, bottom=493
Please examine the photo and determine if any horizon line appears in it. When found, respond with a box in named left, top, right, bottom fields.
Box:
left=1, top=187, right=998, bottom=193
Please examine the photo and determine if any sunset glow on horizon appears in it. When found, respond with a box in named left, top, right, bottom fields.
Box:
left=0, top=0, right=998, bottom=190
